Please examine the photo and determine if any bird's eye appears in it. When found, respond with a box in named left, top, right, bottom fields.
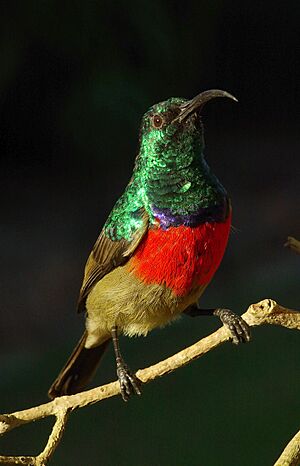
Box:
left=152, top=114, right=164, bottom=128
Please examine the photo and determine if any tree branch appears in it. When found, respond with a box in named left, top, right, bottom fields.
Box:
left=0, top=298, right=299, bottom=465
left=274, top=429, right=300, bottom=466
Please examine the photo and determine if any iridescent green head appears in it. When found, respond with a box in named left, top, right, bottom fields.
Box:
left=136, top=90, right=237, bottom=211
left=139, top=96, right=201, bottom=173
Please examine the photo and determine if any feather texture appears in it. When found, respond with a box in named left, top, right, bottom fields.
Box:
left=77, top=209, right=149, bottom=312
left=130, top=212, right=232, bottom=296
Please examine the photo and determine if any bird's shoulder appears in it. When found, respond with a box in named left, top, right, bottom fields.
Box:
left=77, top=204, right=148, bottom=312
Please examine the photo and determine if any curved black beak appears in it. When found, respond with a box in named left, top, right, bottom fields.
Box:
left=174, top=89, right=238, bottom=123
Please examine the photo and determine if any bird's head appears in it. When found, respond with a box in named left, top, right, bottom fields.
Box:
left=138, top=89, right=237, bottom=178
left=132, top=89, right=237, bottom=215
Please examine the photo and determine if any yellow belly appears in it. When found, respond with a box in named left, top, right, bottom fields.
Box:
left=84, top=261, right=206, bottom=348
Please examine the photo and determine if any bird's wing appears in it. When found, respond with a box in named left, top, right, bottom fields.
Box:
left=77, top=208, right=149, bottom=312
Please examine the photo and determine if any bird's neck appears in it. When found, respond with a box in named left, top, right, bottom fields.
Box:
left=103, top=154, right=229, bottom=242
left=139, top=156, right=229, bottom=224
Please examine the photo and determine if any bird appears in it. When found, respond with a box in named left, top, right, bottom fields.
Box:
left=48, top=89, right=251, bottom=402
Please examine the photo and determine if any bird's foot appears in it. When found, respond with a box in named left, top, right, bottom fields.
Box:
left=214, top=308, right=251, bottom=344
left=117, top=362, right=142, bottom=402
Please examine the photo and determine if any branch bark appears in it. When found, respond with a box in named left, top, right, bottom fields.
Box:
left=0, top=298, right=299, bottom=465
left=274, top=429, right=300, bottom=466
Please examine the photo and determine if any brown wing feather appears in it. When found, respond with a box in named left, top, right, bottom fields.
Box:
left=77, top=209, right=149, bottom=312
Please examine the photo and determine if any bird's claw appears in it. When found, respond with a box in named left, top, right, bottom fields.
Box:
left=214, top=308, right=251, bottom=344
left=117, top=363, right=142, bottom=402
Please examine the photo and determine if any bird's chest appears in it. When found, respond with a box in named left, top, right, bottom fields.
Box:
left=130, top=213, right=231, bottom=296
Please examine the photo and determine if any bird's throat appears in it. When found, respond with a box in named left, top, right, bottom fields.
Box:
left=143, top=156, right=228, bottom=221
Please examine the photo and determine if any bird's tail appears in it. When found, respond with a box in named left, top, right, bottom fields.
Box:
left=48, top=332, right=110, bottom=399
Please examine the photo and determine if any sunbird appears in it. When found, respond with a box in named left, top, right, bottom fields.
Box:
left=49, top=90, right=250, bottom=401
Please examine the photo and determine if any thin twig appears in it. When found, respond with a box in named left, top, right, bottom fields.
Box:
left=36, top=409, right=69, bottom=466
left=0, top=299, right=299, bottom=465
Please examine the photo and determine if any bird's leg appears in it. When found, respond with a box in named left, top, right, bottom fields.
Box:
left=111, top=326, right=142, bottom=401
left=184, top=305, right=251, bottom=344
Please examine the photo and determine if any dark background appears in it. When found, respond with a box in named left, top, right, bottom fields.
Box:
left=0, top=1, right=299, bottom=465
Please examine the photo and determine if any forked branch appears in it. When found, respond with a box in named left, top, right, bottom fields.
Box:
left=0, top=298, right=299, bottom=465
